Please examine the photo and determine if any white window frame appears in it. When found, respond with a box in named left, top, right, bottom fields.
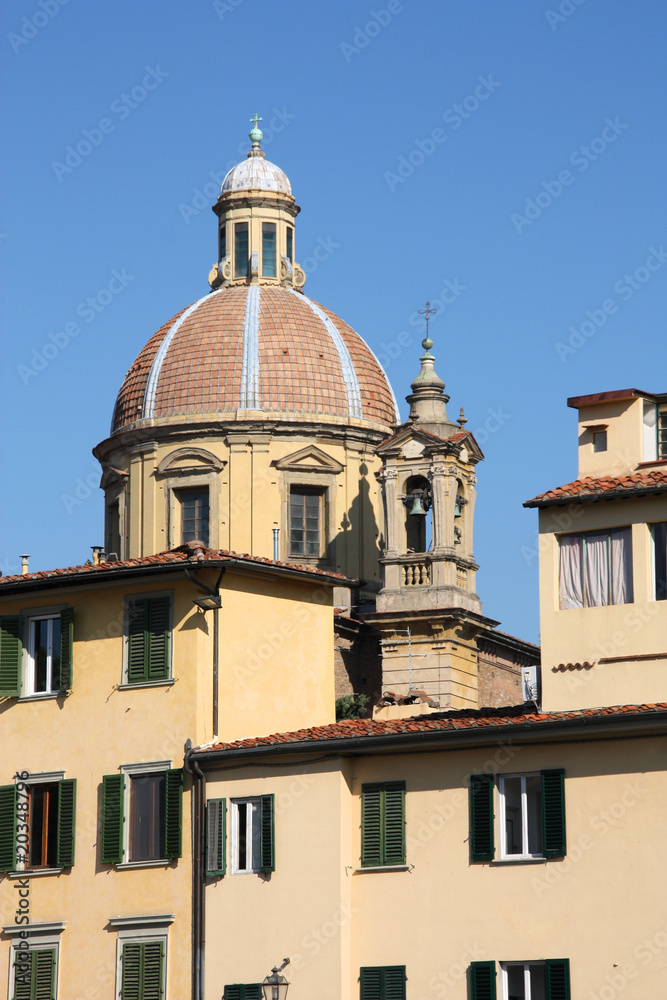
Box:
left=498, top=773, right=543, bottom=861
left=3, top=921, right=65, bottom=1000
left=110, top=913, right=173, bottom=1000
left=651, top=521, right=667, bottom=601
left=117, top=760, right=172, bottom=869
left=230, top=797, right=261, bottom=874
left=20, top=607, right=65, bottom=699
left=500, top=961, right=545, bottom=1000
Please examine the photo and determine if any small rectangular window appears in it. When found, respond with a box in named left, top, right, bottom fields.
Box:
left=499, top=775, right=542, bottom=858
left=12, top=947, right=57, bottom=1000
left=223, top=985, right=263, bottom=1000
left=234, top=223, right=248, bottom=278
left=230, top=795, right=274, bottom=873
left=129, top=773, right=165, bottom=862
left=177, top=488, right=209, bottom=545
left=262, top=222, right=277, bottom=277
left=120, top=940, right=165, bottom=1000
left=28, top=616, right=60, bottom=695
left=361, top=782, right=405, bottom=867
left=107, top=500, right=121, bottom=558
left=360, top=966, right=406, bottom=1000
left=286, top=226, right=293, bottom=263
left=593, top=430, right=607, bottom=452
left=659, top=403, right=667, bottom=459
left=501, top=962, right=545, bottom=999
left=125, top=596, right=171, bottom=685
left=290, top=488, right=322, bottom=557
left=652, top=522, right=667, bottom=601
left=219, top=225, right=227, bottom=260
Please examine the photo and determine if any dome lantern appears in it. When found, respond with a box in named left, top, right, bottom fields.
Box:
left=208, top=115, right=306, bottom=292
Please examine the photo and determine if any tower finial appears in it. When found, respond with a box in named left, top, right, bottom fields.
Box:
left=249, top=113, right=263, bottom=144
left=418, top=300, right=437, bottom=353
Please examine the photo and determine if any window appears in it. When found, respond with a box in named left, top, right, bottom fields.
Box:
left=262, top=222, right=277, bottom=276
left=234, top=222, right=248, bottom=277
left=101, top=766, right=182, bottom=865
left=643, top=400, right=667, bottom=461
left=11, top=947, right=57, bottom=1000
left=469, top=771, right=565, bottom=862
left=0, top=775, right=76, bottom=874
left=206, top=798, right=226, bottom=877
left=120, top=941, right=165, bottom=1000
left=0, top=610, right=73, bottom=699
left=124, top=596, right=171, bottom=685
left=361, top=782, right=405, bottom=867
left=652, top=522, right=667, bottom=600
left=659, top=403, right=667, bottom=459
left=223, top=986, right=263, bottom=1000
left=219, top=223, right=227, bottom=260
left=289, top=487, right=323, bottom=557
left=470, top=960, right=571, bottom=1000
left=107, top=500, right=121, bottom=559
left=558, top=528, right=633, bottom=609
left=177, top=487, right=209, bottom=545
left=286, top=225, right=293, bottom=262
left=593, top=430, right=607, bottom=452
left=229, top=795, right=274, bottom=874
left=359, top=966, right=406, bottom=1000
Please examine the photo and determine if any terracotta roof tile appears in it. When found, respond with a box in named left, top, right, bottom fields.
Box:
left=198, top=702, right=667, bottom=753
left=0, top=542, right=351, bottom=589
left=524, top=470, right=667, bottom=507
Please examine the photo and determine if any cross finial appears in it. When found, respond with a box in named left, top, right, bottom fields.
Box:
left=250, top=113, right=262, bottom=129
left=418, top=300, right=437, bottom=351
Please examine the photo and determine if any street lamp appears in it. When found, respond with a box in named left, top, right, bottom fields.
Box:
left=261, top=959, right=290, bottom=1000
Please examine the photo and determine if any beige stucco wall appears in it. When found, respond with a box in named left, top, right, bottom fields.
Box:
left=575, top=396, right=646, bottom=478
left=101, top=423, right=386, bottom=592
left=537, top=494, right=667, bottom=710
left=0, top=567, right=336, bottom=999
left=202, top=734, right=667, bottom=1000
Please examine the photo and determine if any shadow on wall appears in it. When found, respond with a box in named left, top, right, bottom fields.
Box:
left=323, top=462, right=383, bottom=588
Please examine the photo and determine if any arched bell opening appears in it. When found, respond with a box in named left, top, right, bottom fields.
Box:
left=403, top=474, right=432, bottom=554
left=454, top=480, right=467, bottom=546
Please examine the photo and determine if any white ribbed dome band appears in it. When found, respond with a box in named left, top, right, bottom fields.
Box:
left=142, top=292, right=220, bottom=419
left=239, top=286, right=260, bottom=409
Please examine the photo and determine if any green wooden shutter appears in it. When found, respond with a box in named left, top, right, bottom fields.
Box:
left=127, top=600, right=148, bottom=683
left=0, top=783, right=17, bottom=872
left=57, top=778, right=76, bottom=867
left=33, top=949, right=56, bottom=1000
left=101, top=773, right=125, bottom=864
left=361, top=784, right=382, bottom=867
left=147, top=598, right=170, bottom=681
left=56, top=607, right=74, bottom=692
left=121, top=942, right=142, bottom=1000
left=359, top=967, right=382, bottom=1000
left=259, top=793, right=274, bottom=872
left=206, top=798, right=226, bottom=877
left=545, top=959, right=570, bottom=1000
left=383, top=966, right=406, bottom=1000
left=223, top=987, right=243, bottom=1000
left=164, top=768, right=183, bottom=860
left=469, top=774, right=495, bottom=861
left=470, top=961, right=496, bottom=1000
left=244, top=987, right=262, bottom=1000
left=12, top=948, right=33, bottom=1000
left=141, top=940, right=164, bottom=1000
left=0, top=616, right=22, bottom=697
left=542, top=769, right=566, bottom=857
left=383, top=782, right=406, bottom=865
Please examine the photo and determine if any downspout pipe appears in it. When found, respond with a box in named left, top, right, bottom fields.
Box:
left=184, top=746, right=206, bottom=1000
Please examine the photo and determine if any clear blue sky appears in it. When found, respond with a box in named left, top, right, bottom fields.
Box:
left=2, top=0, right=666, bottom=644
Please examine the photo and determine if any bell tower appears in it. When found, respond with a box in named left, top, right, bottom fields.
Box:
left=367, top=314, right=496, bottom=710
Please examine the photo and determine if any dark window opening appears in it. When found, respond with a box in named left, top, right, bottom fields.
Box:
left=593, top=431, right=607, bottom=452
left=234, top=223, right=248, bottom=278
left=286, top=226, right=293, bottom=263
left=290, top=488, right=322, bottom=557
left=129, top=773, right=165, bottom=861
left=178, top=488, right=209, bottom=546
left=107, top=500, right=121, bottom=558
left=654, top=522, right=667, bottom=600
left=219, top=225, right=227, bottom=261
left=262, top=223, right=277, bottom=277
left=28, top=783, right=58, bottom=868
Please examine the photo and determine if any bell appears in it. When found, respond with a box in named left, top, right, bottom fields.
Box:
left=409, top=495, right=427, bottom=516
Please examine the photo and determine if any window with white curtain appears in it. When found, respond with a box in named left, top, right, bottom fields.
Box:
left=559, top=528, right=633, bottom=609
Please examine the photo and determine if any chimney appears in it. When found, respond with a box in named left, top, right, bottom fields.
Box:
left=91, top=546, right=103, bottom=565
left=20, top=555, right=30, bottom=575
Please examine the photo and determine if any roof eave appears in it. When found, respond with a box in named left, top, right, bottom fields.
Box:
left=524, top=484, right=667, bottom=508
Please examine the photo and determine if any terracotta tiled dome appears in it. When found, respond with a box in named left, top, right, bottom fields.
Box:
left=112, top=286, right=399, bottom=432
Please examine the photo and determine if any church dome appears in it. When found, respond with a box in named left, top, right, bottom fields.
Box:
left=220, top=156, right=291, bottom=195
left=111, top=286, right=399, bottom=432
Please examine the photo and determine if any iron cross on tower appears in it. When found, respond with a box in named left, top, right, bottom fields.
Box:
left=250, top=113, right=262, bottom=128
left=419, top=300, right=437, bottom=349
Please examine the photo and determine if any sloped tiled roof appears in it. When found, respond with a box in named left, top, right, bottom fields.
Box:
left=0, top=542, right=350, bottom=590
left=197, top=702, right=667, bottom=754
left=524, top=470, right=667, bottom=507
